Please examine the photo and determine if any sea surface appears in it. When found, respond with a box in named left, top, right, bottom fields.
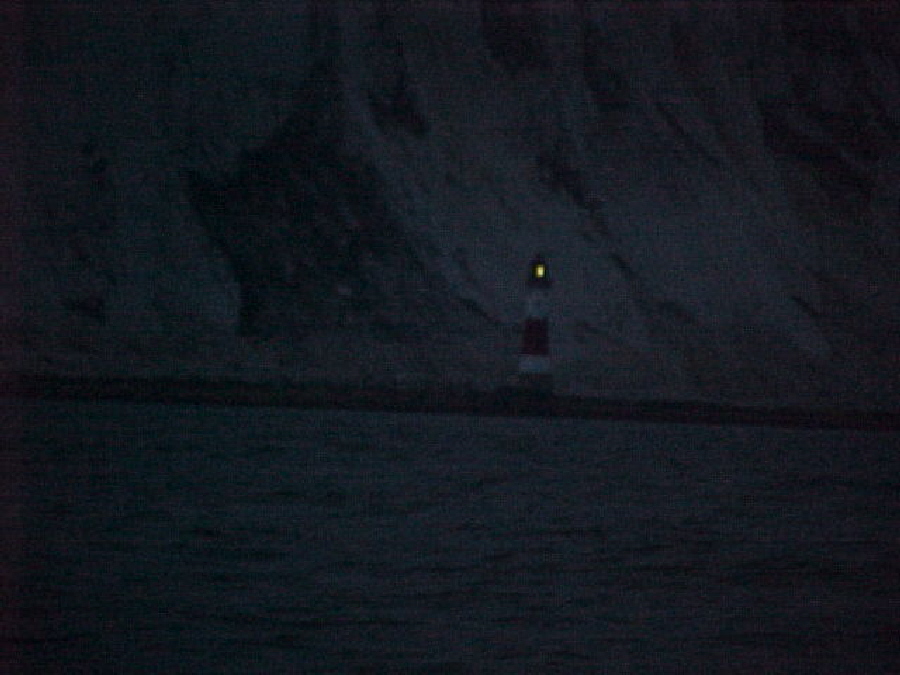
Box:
left=4, top=399, right=899, bottom=673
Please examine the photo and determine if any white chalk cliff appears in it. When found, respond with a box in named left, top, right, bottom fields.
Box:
left=15, top=1, right=900, bottom=406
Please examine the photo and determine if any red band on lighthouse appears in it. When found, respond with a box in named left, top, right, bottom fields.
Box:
left=521, top=318, right=549, bottom=356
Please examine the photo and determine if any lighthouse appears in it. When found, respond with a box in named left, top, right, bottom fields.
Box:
left=518, top=254, right=553, bottom=392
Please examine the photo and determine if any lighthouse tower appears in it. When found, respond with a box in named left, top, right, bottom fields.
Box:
left=518, top=254, right=553, bottom=392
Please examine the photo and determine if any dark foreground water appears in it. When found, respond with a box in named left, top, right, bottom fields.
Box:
left=4, top=399, right=899, bottom=673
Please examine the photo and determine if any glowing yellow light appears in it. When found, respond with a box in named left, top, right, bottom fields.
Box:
left=534, top=264, right=546, bottom=279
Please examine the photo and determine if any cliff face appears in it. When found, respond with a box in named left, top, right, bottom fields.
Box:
left=16, top=1, right=900, bottom=406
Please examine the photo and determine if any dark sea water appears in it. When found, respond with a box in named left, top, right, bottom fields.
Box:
left=5, top=399, right=899, bottom=673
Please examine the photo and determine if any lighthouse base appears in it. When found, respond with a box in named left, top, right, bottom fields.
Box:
left=517, top=372, right=554, bottom=393
left=517, top=355, right=553, bottom=393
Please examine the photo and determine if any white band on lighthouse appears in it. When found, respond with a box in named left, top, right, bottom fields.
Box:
left=519, top=354, right=551, bottom=374
left=526, top=293, right=549, bottom=319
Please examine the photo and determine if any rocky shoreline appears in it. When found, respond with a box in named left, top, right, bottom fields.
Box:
left=5, top=373, right=900, bottom=432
